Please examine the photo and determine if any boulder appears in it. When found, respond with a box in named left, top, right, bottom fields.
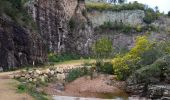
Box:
left=57, top=74, right=66, bottom=80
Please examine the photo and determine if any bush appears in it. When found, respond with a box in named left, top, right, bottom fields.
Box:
left=143, top=8, right=159, bottom=24
left=130, top=55, right=170, bottom=83
left=96, top=62, right=113, bottom=74
left=168, top=11, right=170, bottom=17
left=66, top=67, right=89, bottom=82
left=112, top=36, right=152, bottom=80
left=92, top=37, right=113, bottom=58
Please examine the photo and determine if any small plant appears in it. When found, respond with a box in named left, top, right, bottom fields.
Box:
left=17, top=84, right=27, bottom=93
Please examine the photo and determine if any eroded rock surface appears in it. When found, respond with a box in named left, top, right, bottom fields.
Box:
left=0, top=17, right=47, bottom=70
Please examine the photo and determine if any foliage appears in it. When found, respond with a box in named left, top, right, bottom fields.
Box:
left=168, top=11, right=170, bottom=17
left=17, top=83, right=48, bottom=100
left=17, top=84, right=27, bottom=93
left=92, top=37, right=113, bottom=58
left=86, top=1, right=145, bottom=12
left=97, top=62, right=114, bottom=74
left=48, top=53, right=83, bottom=63
left=66, top=67, right=89, bottom=82
left=143, top=8, right=160, bottom=24
left=112, top=36, right=152, bottom=80
left=132, top=55, right=170, bottom=83
left=99, top=21, right=157, bottom=33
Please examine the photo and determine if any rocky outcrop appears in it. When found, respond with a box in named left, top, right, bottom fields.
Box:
left=27, top=0, right=93, bottom=55
left=88, top=10, right=145, bottom=28
left=148, top=85, right=170, bottom=99
left=0, top=17, right=47, bottom=71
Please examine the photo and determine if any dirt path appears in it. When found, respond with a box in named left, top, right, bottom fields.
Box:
left=0, top=72, right=33, bottom=100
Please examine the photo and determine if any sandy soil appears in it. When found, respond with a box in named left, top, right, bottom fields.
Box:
left=0, top=72, right=34, bottom=100
left=45, top=74, right=127, bottom=98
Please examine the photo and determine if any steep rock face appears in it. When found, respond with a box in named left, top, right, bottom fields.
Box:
left=0, top=17, right=47, bottom=70
left=28, top=0, right=93, bottom=55
left=88, top=10, right=145, bottom=28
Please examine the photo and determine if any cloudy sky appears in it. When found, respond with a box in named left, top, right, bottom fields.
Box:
left=128, top=0, right=170, bottom=13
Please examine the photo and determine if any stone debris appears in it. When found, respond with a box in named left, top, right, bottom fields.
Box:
left=14, top=65, right=88, bottom=83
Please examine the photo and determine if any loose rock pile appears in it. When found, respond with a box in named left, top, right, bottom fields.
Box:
left=14, top=65, right=86, bottom=83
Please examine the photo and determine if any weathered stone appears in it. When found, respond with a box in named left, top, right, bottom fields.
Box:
left=88, top=10, right=145, bottom=28
left=55, top=83, right=65, bottom=92
left=148, top=85, right=170, bottom=99
left=57, top=74, right=66, bottom=80
left=27, top=0, right=93, bottom=55
left=35, top=70, right=42, bottom=75
left=0, top=17, right=47, bottom=70
left=44, top=69, right=50, bottom=74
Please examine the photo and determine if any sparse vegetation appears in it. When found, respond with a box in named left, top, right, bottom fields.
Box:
left=48, top=53, right=85, bottom=63
left=98, top=21, right=157, bottom=34
left=17, top=83, right=49, bottom=100
left=86, top=1, right=145, bottom=12
left=66, top=67, right=89, bottom=82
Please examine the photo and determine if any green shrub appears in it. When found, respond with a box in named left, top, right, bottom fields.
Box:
left=97, top=62, right=114, bottom=74
left=112, top=36, right=152, bottom=80
left=136, top=25, right=142, bottom=32
left=122, top=24, right=132, bottom=33
left=92, top=37, right=113, bottom=59
left=66, top=67, right=88, bottom=82
left=17, top=84, right=27, bottom=93
left=168, top=11, right=170, bottom=17
left=131, top=55, right=170, bottom=83
left=143, top=8, right=159, bottom=24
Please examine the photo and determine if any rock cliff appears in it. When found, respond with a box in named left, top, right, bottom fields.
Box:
left=88, top=10, right=145, bottom=28
left=0, top=17, right=47, bottom=70
left=27, top=0, right=93, bottom=55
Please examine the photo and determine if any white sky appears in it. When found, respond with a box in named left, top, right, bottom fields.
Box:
left=128, top=0, right=170, bottom=13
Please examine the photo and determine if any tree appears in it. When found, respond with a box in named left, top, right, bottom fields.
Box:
left=155, top=6, right=159, bottom=13
left=118, top=0, right=125, bottom=4
left=93, top=37, right=113, bottom=59
left=168, top=11, right=170, bottom=17
left=93, top=37, right=114, bottom=71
